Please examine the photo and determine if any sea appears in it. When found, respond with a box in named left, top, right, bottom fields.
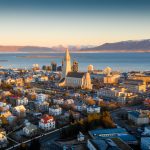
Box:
left=0, top=52, right=150, bottom=72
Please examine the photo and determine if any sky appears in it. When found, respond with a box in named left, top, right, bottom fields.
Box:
left=0, top=0, right=150, bottom=47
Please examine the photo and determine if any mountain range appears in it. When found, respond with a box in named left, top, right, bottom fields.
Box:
left=0, top=39, right=150, bottom=53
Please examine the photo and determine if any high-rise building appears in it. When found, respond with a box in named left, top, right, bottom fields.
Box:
left=51, top=62, right=57, bottom=71
left=72, top=60, right=78, bottom=72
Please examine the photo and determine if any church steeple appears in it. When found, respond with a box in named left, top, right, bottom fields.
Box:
left=61, top=48, right=71, bottom=78
left=65, top=48, right=71, bottom=61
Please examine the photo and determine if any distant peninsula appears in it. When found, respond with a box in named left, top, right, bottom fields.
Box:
left=0, top=39, right=150, bottom=53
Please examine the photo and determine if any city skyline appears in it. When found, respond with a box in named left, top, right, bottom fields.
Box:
left=0, top=0, right=150, bottom=47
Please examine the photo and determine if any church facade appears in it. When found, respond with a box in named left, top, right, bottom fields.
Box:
left=58, top=49, right=92, bottom=90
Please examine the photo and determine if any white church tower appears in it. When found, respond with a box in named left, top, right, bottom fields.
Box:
left=62, top=48, right=71, bottom=79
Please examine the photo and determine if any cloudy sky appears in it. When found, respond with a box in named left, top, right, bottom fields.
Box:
left=0, top=0, right=150, bottom=47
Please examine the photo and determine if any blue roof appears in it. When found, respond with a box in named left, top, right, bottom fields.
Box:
left=89, top=128, right=137, bottom=143
left=90, top=128, right=127, bottom=135
left=118, top=134, right=137, bottom=142
left=128, top=111, right=140, bottom=118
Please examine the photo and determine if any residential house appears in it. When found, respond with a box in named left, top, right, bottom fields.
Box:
left=87, top=105, right=100, bottom=113
left=128, top=110, right=150, bottom=125
left=13, top=105, right=26, bottom=117
left=0, top=129, right=8, bottom=149
left=38, top=76, right=48, bottom=82
left=142, top=126, right=150, bottom=136
left=36, top=93, right=47, bottom=102
left=53, top=98, right=64, bottom=105
left=23, top=122, right=38, bottom=137
left=65, top=99, right=74, bottom=105
left=16, top=97, right=28, bottom=106
left=39, top=114, right=55, bottom=130
left=49, top=105, right=62, bottom=116
left=122, top=79, right=146, bottom=93
left=75, top=103, right=87, bottom=111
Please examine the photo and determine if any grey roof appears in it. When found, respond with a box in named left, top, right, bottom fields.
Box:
left=25, top=124, right=37, bottom=131
left=67, top=72, right=85, bottom=78
left=128, top=111, right=148, bottom=118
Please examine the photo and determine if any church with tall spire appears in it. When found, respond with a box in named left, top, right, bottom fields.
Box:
left=58, top=49, right=92, bottom=90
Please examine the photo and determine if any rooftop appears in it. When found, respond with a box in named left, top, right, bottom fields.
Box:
left=67, top=72, right=85, bottom=78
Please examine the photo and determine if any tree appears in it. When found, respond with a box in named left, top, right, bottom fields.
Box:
left=101, top=111, right=115, bottom=128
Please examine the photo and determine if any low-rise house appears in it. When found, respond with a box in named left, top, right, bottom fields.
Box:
left=87, top=105, right=100, bottom=113
left=13, top=86, right=24, bottom=92
left=144, top=98, right=150, bottom=105
left=77, top=132, right=85, bottom=142
left=141, top=137, right=150, bottom=150
left=53, top=98, right=64, bottom=105
left=1, top=91, right=12, bottom=97
left=13, top=105, right=26, bottom=117
left=128, top=110, right=150, bottom=125
left=49, top=105, right=62, bottom=116
left=38, top=76, right=48, bottom=82
left=39, top=114, right=55, bottom=130
left=15, top=78, right=24, bottom=86
left=65, top=99, right=74, bottom=105
left=0, top=102, right=11, bottom=112
left=35, top=101, right=49, bottom=112
left=36, top=93, right=47, bottom=102
left=23, top=122, right=38, bottom=137
left=104, top=74, right=120, bottom=84
left=0, top=129, right=8, bottom=149
left=75, top=103, right=87, bottom=111
left=121, top=79, right=146, bottom=93
left=0, top=111, right=16, bottom=125
left=4, top=77, right=15, bottom=84
left=24, top=76, right=33, bottom=83
left=16, top=97, right=28, bottom=106
left=142, top=126, right=150, bottom=136
left=97, top=87, right=133, bottom=104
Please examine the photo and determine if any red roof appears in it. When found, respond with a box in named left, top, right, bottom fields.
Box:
left=41, top=114, right=54, bottom=123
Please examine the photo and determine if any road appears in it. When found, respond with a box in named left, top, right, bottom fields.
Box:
left=6, top=125, right=69, bottom=150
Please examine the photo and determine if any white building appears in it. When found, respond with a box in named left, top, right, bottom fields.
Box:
left=77, top=132, right=85, bottom=142
left=104, top=74, right=120, bottom=84
left=142, top=126, right=150, bottom=136
left=16, top=97, right=28, bottom=106
left=23, top=123, right=37, bottom=137
left=49, top=105, right=62, bottom=116
left=87, top=106, right=101, bottom=113
left=39, top=114, right=55, bottom=130
left=122, top=79, right=146, bottom=93
left=0, top=130, right=8, bottom=148
left=65, top=99, right=74, bottom=105
left=36, top=93, right=47, bottom=102
left=141, top=137, right=150, bottom=150
left=75, top=104, right=87, bottom=111
left=53, top=98, right=64, bottom=105
left=13, top=105, right=26, bottom=117
left=128, top=110, right=150, bottom=125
